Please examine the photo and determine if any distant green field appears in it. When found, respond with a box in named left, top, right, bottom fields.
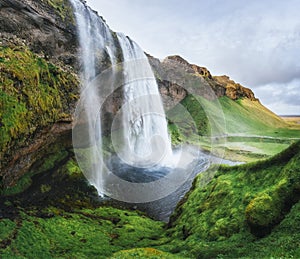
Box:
left=168, top=95, right=300, bottom=161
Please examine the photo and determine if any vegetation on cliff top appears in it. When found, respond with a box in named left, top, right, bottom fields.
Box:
left=43, top=0, right=75, bottom=22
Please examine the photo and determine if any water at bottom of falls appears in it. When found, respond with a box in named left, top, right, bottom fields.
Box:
left=97, top=146, right=239, bottom=222
left=97, top=147, right=240, bottom=222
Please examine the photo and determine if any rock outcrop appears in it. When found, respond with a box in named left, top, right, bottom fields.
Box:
left=214, top=75, right=257, bottom=101
left=1, top=121, right=73, bottom=187
left=148, top=54, right=257, bottom=106
left=163, top=55, right=213, bottom=79
left=0, top=0, right=77, bottom=66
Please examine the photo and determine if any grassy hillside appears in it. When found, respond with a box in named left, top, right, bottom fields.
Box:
left=168, top=94, right=300, bottom=161
left=220, top=97, right=300, bottom=137
left=164, top=140, right=300, bottom=258
left=173, top=94, right=300, bottom=137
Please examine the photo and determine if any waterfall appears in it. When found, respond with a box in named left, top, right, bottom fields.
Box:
left=116, top=33, right=173, bottom=167
left=70, top=0, right=116, bottom=196
left=71, top=0, right=174, bottom=198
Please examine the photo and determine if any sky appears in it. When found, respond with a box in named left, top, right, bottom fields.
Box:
left=86, top=0, right=300, bottom=115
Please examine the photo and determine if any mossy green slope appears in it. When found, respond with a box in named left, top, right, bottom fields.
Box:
left=0, top=141, right=299, bottom=258
left=0, top=151, right=164, bottom=259
left=219, top=97, right=300, bottom=137
left=0, top=208, right=163, bottom=259
left=164, top=141, right=300, bottom=258
left=175, top=94, right=300, bottom=138
left=0, top=45, right=78, bottom=160
left=110, top=248, right=183, bottom=259
left=167, top=94, right=210, bottom=145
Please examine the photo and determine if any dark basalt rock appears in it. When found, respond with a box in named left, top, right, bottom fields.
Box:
left=1, top=121, right=72, bottom=187
left=0, top=0, right=77, bottom=66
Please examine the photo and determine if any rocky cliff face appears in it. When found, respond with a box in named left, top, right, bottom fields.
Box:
left=214, top=75, right=257, bottom=101
left=0, top=0, right=77, bottom=66
left=149, top=54, right=257, bottom=106
left=0, top=0, right=79, bottom=187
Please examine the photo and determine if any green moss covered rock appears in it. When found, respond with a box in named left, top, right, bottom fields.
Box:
left=0, top=45, right=78, bottom=172
left=110, top=248, right=183, bottom=259
left=165, top=141, right=300, bottom=257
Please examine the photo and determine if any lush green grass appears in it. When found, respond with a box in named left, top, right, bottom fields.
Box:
left=163, top=141, right=300, bottom=258
left=110, top=248, right=184, bottom=258
left=212, top=138, right=297, bottom=162
left=0, top=141, right=299, bottom=258
left=0, top=220, right=16, bottom=242
left=244, top=142, right=290, bottom=156
left=220, top=97, right=284, bottom=134
left=201, top=96, right=300, bottom=137
left=167, top=94, right=211, bottom=147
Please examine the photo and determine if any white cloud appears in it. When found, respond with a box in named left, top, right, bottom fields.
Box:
left=255, top=79, right=300, bottom=115
left=86, top=0, right=300, bottom=115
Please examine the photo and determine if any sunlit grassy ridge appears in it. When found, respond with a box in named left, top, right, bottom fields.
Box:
left=176, top=95, right=300, bottom=137
left=220, top=97, right=300, bottom=136
left=168, top=94, right=300, bottom=161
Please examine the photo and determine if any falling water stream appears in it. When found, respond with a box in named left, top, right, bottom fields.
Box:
left=70, top=0, right=117, bottom=196
left=116, top=33, right=173, bottom=168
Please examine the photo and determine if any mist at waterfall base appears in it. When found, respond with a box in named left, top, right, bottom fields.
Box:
left=70, top=0, right=221, bottom=220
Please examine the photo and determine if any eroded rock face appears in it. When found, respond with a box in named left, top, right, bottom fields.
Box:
left=214, top=75, right=257, bottom=101
left=158, top=80, right=187, bottom=110
left=163, top=55, right=213, bottom=79
left=148, top=54, right=256, bottom=104
left=0, top=0, right=77, bottom=66
left=1, top=121, right=73, bottom=187
left=150, top=55, right=219, bottom=105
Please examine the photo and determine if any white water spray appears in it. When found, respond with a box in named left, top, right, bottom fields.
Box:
left=116, top=33, right=173, bottom=168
